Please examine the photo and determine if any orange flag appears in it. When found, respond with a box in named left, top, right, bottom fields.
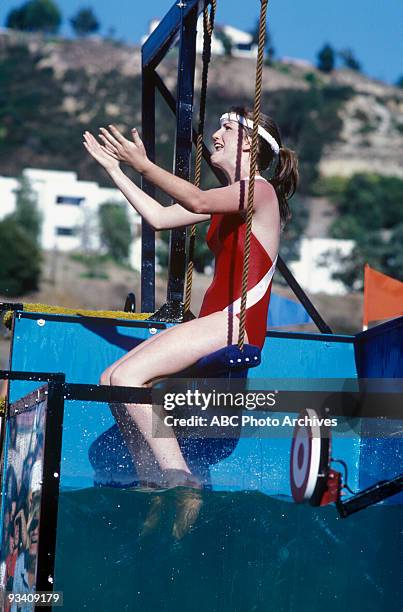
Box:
left=363, top=264, right=403, bottom=326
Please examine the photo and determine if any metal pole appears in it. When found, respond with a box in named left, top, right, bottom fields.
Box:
left=151, top=1, right=198, bottom=322
left=140, top=66, right=156, bottom=312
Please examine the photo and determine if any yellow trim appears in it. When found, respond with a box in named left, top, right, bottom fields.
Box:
left=0, top=397, right=6, bottom=417
left=2, top=303, right=153, bottom=330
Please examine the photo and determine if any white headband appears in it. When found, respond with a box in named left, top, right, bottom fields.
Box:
left=220, top=112, right=280, bottom=155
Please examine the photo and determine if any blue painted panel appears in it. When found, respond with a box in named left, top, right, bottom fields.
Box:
left=354, top=317, right=403, bottom=503
left=251, top=333, right=357, bottom=379
left=10, top=313, right=164, bottom=397
left=7, top=313, right=371, bottom=500
left=355, top=316, right=403, bottom=379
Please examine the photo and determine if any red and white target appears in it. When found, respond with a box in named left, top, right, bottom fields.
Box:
left=290, top=408, right=330, bottom=505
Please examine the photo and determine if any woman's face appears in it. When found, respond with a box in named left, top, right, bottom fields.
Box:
left=210, top=119, right=249, bottom=171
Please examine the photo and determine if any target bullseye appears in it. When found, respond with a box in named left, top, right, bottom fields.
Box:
left=290, top=408, right=330, bottom=505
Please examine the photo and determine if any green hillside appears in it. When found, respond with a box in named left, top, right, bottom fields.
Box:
left=1, top=31, right=402, bottom=288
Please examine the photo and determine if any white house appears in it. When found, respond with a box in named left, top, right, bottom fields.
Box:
left=214, top=24, right=258, bottom=58
left=0, top=168, right=142, bottom=270
left=143, top=17, right=258, bottom=58
left=289, top=237, right=355, bottom=296
left=0, top=169, right=356, bottom=296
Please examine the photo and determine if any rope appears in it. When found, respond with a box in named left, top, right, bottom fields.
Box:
left=238, top=0, right=269, bottom=350
left=184, top=0, right=216, bottom=314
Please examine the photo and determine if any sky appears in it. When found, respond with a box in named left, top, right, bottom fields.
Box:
left=0, top=0, right=402, bottom=84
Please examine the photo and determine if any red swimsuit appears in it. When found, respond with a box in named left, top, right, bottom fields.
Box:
left=199, top=177, right=278, bottom=349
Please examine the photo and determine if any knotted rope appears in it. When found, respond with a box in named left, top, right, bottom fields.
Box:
left=184, top=0, right=216, bottom=314
left=238, top=0, right=269, bottom=350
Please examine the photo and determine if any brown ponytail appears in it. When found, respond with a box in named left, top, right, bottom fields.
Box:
left=271, top=147, right=299, bottom=228
left=230, top=105, right=299, bottom=229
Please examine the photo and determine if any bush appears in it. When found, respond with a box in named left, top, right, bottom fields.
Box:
left=69, top=253, right=109, bottom=279
left=0, top=217, right=42, bottom=296
left=333, top=173, right=403, bottom=230
left=10, top=175, right=42, bottom=244
left=311, top=176, right=348, bottom=200
left=323, top=173, right=403, bottom=289
left=99, top=202, right=132, bottom=264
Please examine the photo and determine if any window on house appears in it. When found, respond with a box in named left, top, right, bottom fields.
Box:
left=55, top=227, right=75, bottom=236
left=236, top=43, right=252, bottom=51
left=56, top=196, right=85, bottom=205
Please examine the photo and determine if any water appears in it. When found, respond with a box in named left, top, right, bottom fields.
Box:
left=54, top=487, right=403, bottom=612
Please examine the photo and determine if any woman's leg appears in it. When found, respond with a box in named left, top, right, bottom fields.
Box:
left=99, top=325, right=174, bottom=385
left=108, top=311, right=247, bottom=476
left=99, top=328, right=177, bottom=485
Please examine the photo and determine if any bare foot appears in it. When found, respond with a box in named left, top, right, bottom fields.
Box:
left=172, top=489, right=203, bottom=540
left=140, top=470, right=204, bottom=539
left=140, top=494, right=164, bottom=538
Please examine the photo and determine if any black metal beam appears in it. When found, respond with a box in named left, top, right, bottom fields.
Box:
left=0, top=370, right=65, bottom=382
left=36, top=382, right=65, bottom=593
left=141, top=67, right=156, bottom=312
left=62, top=383, right=152, bottom=404
left=142, top=0, right=201, bottom=70
left=168, top=4, right=198, bottom=302
left=153, top=69, right=227, bottom=185
left=151, top=2, right=199, bottom=322
left=276, top=259, right=333, bottom=334
left=337, top=475, right=403, bottom=518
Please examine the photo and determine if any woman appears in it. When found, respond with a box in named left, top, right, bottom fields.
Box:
left=83, top=107, right=298, bottom=494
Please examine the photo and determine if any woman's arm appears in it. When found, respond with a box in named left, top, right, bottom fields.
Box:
left=83, top=132, right=209, bottom=230
left=99, top=126, right=205, bottom=211
left=100, top=125, right=276, bottom=215
left=109, top=168, right=210, bottom=229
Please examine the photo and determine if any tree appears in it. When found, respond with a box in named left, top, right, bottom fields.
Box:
left=396, top=76, right=403, bottom=88
left=317, top=44, right=335, bottom=73
left=99, top=202, right=132, bottom=264
left=216, top=29, right=233, bottom=57
left=11, top=175, right=42, bottom=244
left=339, top=48, right=361, bottom=71
left=70, top=7, right=99, bottom=37
left=332, top=173, right=403, bottom=232
left=5, top=8, right=26, bottom=30
left=6, top=0, right=62, bottom=34
left=325, top=173, right=403, bottom=289
left=0, top=217, right=42, bottom=296
left=328, top=230, right=385, bottom=291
